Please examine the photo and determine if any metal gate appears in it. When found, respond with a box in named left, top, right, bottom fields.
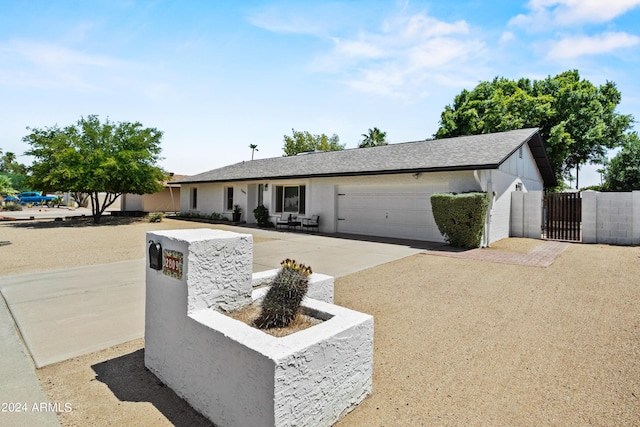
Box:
left=544, top=192, right=582, bottom=242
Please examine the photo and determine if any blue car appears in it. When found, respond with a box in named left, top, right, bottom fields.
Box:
left=2, top=194, right=19, bottom=203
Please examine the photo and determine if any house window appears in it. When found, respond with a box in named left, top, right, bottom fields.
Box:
left=191, top=188, right=198, bottom=210
left=225, top=187, right=234, bottom=211
left=275, top=185, right=305, bottom=214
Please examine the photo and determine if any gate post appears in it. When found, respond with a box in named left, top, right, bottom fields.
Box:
left=582, top=191, right=597, bottom=243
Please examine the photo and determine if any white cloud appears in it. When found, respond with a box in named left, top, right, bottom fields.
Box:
left=547, top=31, right=640, bottom=59
left=311, top=11, right=485, bottom=98
left=0, top=39, right=168, bottom=97
left=11, top=40, right=123, bottom=68
left=500, top=31, right=516, bottom=43
left=511, top=0, right=640, bottom=27
left=245, top=3, right=353, bottom=37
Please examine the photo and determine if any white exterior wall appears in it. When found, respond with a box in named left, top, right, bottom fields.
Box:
left=490, top=144, right=545, bottom=243
left=510, top=191, right=543, bottom=238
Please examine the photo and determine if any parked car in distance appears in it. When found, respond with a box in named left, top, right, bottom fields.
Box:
left=15, top=192, right=59, bottom=206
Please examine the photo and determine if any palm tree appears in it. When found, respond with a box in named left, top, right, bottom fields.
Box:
left=0, top=151, right=16, bottom=173
left=358, top=127, right=388, bottom=148
left=249, top=144, right=259, bottom=160
left=0, top=175, right=16, bottom=203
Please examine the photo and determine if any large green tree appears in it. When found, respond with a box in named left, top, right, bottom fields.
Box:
left=436, top=70, right=634, bottom=184
left=605, top=132, right=640, bottom=191
left=24, top=115, right=166, bottom=223
left=282, top=128, right=344, bottom=156
left=359, top=127, right=388, bottom=148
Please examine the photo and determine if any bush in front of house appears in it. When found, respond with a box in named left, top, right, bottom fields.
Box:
left=254, top=259, right=311, bottom=329
left=253, top=204, right=273, bottom=227
left=148, top=212, right=164, bottom=222
left=431, top=192, right=490, bottom=248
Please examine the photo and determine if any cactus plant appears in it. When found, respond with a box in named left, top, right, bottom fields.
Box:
left=254, top=259, right=312, bottom=329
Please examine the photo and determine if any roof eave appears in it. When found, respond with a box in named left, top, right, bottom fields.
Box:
left=171, top=164, right=502, bottom=184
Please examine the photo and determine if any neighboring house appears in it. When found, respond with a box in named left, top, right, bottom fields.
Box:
left=121, top=174, right=187, bottom=214
left=172, top=129, right=556, bottom=245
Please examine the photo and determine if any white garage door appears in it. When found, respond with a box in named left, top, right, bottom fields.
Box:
left=336, top=185, right=442, bottom=242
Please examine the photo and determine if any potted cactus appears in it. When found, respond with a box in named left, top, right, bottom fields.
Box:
left=254, top=259, right=311, bottom=329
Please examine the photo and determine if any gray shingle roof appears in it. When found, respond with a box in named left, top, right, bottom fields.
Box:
left=175, top=128, right=556, bottom=187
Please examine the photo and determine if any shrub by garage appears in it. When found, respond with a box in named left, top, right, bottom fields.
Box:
left=431, top=192, right=490, bottom=248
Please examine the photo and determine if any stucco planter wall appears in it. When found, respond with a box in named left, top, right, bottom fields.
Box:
left=144, top=229, right=373, bottom=427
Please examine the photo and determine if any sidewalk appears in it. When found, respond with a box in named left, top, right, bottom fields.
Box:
left=0, top=293, right=59, bottom=427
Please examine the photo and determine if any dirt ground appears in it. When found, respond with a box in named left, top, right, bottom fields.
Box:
left=2, top=218, right=639, bottom=426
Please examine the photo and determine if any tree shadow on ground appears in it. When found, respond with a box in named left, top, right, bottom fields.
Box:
left=91, top=349, right=213, bottom=427
left=2, top=216, right=144, bottom=230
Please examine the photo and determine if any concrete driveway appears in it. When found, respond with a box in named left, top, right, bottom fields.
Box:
left=0, top=226, right=437, bottom=368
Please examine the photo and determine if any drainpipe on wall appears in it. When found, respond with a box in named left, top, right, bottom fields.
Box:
left=475, top=170, right=494, bottom=248
left=484, top=170, right=494, bottom=248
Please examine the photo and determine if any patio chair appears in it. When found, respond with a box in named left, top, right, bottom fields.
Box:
left=276, top=213, right=291, bottom=230
left=302, top=215, right=319, bottom=232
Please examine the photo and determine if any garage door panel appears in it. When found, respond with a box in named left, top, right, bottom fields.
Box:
left=337, top=185, right=441, bottom=241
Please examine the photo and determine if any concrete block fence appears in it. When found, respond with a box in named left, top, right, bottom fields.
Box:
left=582, top=190, right=640, bottom=245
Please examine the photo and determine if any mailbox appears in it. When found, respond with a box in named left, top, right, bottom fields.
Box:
left=148, top=240, right=163, bottom=270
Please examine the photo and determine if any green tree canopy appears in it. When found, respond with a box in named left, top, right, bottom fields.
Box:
left=605, top=132, right=640, bottom=191
left=282, top=129, right=344, bottom=156
left=436, top=70, right=634, bottom=183
left=24, top=115, right=166, bottom=223
left=359, top=127, right=388, bottom=148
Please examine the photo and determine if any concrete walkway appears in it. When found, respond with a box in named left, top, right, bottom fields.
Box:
left=423, top=240, right=570, bottom=267
left=0, top=294, right=60, bottom=426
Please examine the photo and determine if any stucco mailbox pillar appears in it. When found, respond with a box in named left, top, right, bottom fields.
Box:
left=144, top=228, right=373, bottom=427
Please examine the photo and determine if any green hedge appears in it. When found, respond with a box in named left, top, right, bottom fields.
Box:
left=431, top=192, right=490, bottom=248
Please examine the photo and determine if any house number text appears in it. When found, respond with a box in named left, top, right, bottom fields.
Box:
left=163, top=249, right=183, bottom=280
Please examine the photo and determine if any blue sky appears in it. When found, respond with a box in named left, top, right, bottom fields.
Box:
left=1, top=0, right=639, bottom=188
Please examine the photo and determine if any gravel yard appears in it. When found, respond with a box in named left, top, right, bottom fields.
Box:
left=1, top=217, right=638, bottom=426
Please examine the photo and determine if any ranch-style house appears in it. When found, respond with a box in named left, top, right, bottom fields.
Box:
left=172, top=128, right=556, bottom=246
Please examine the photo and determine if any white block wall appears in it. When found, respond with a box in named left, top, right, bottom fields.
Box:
left=145, top=229, right=373, bottom=427
left=582, top=191, right=640, bottom=245
left=510, top=191, right=543, bottom=239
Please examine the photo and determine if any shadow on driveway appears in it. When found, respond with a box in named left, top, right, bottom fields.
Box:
left=92, top=349, right=213, bottom=427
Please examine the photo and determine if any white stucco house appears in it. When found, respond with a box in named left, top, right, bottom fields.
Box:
left=172, top=128, right=556, bottom=245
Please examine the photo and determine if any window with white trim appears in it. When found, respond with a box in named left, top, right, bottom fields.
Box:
left=275, top=185, right=305, bottom=214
